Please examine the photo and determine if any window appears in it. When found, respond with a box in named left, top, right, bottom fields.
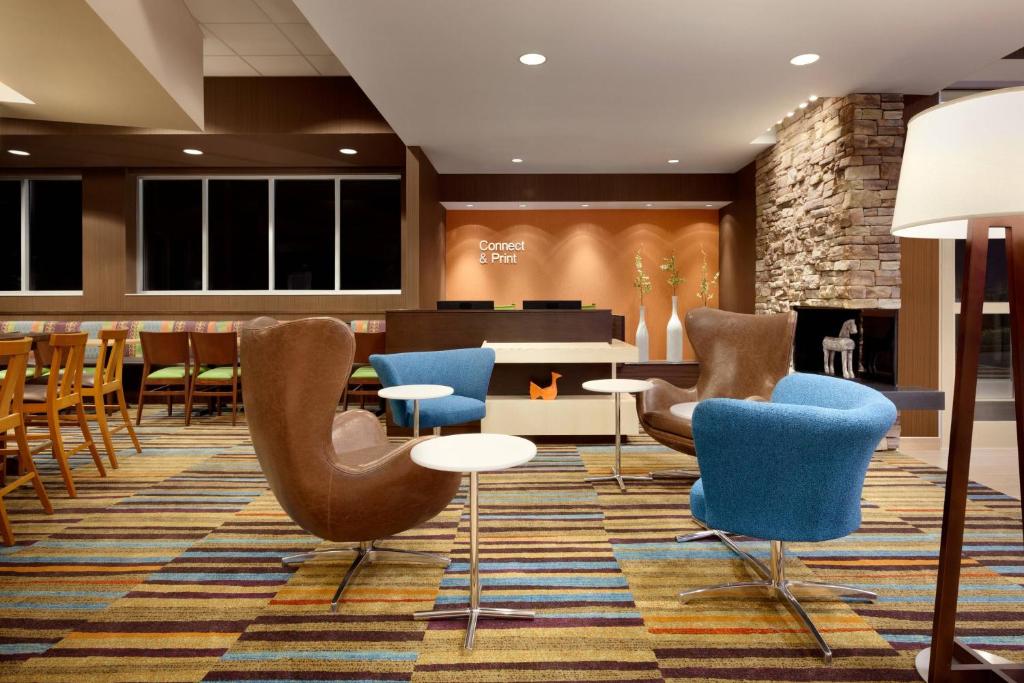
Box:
left=138, top=176, right=400, bottom=293
left=0, top=178, right=82, bottom=293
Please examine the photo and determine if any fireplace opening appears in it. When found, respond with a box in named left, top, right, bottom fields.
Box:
left=792, top=306, right=898, bottom=387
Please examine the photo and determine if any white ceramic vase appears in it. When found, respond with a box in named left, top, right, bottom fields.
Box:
left=635, top=304, right=649, bottom=362
left=666, top=295, right=683, bottom=362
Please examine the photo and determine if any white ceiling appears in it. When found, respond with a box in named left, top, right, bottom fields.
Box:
left=184, top=0, right=346, bottom=77
left=295, top=0, right=1024, bottom=174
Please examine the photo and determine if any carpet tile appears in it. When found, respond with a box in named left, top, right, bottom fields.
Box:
left=0, top=410, right=1020, bottom=682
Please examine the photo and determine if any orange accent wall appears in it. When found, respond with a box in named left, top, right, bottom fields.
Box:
left=445, top=209, right=719, bottom=360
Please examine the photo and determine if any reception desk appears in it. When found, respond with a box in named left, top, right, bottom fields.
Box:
left=384, top=309, right=634, bottom=436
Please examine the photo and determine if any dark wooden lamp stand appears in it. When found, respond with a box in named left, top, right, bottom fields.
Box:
left=921, top=218, right=1024, bottom=682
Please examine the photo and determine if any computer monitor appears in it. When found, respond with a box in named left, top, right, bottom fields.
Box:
left=522, top=300, right=582, bottom=310
left=436, top=300, right=495, bottom=310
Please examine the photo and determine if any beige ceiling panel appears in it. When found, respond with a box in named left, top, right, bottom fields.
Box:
left=207, top=23, right=298, bottom=56
left=278, top=22, right=332, bottom=56
left=183, top=0, right=267, bottom=24
left=307, top=54, right=349, bottom=76
left=245, top=55, right=317, bottom=76
left=204, top=55, right=259, bottom=76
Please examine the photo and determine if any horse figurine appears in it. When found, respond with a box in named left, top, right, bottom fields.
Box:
left=822, top=319, right=858, bottom=379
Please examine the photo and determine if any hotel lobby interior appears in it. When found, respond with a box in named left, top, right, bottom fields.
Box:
left=1, top=1, right=1023, bottom=681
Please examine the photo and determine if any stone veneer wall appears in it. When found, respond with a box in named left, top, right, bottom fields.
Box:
left=755, top=94, right=905, bottom=313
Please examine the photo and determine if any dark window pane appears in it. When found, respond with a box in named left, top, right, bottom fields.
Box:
left=28, top=180, right=81, bottom=291
left=0, top=181, right=20, bottom=291
left=955, top=238, right=1008, bottom=302
left=208, top=179, right=268, bottom=290
left=274, top=180, right=334, bottom=290
left=142, top=180, right=203, bottom=291
left=339, top=179, right=401, bottom=290
left=955, top=312, right=1013, bottom=413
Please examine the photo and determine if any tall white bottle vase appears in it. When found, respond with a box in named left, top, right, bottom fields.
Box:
left=635, top=305, right=650, bottom=363
left=665, top=295, right=683, bottom=362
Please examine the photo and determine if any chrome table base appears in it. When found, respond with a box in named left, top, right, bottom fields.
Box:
left=678, top=538, right=876, bottom=664
left=282, top=541, right=450, bottom=612
left=585, top=391, right=651, bottom=492
left=414, top=471, right=534, bottom=649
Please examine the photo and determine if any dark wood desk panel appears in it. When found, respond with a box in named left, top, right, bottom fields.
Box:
left=385, top=309, right=615, bottom=353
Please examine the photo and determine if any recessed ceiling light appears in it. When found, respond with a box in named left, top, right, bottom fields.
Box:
left=790, top=53, right=820, bottom=66
left=511, top=157, right=523, bottom=163
left=645, top=203, right=653, bottom=207
left=339, top=148, right=358, bottom=155
left=808, top=94, right=819, bottom=102
left=519, top=204, right=526, bottom=208
left=705, top=204, right=714, bottom=208
left=466, top=204, right=474, bottom=208
left=667, top=159, right=679, bottom=164
left=519, top=53, right=546, bottom=66
left=581, top=204, right=589, bottom=207
left=798, top=101, right=808, bottom=109
left=182, top=148, right=203, bottom=155
left=7, top=149, right=29, bottom=156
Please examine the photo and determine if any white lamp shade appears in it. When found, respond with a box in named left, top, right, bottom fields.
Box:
left=891, top=87, right=1024, bottom=239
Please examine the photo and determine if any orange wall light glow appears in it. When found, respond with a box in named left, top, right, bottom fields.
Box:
left=445, top=209, right=719, bottom=360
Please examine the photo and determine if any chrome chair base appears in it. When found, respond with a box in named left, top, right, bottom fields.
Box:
left=414, top=606, right=535, bottom=649
left=650, top=468, right=700, bottom=480
left=678, top=540, right=876, bottom=664
left=585, top=472, right=652, bottom=492
left=282, top=541, right=450, bottom=612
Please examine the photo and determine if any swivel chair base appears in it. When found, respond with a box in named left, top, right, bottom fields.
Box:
left=650, top=468, right=700, bottom=480
left=283, top=540, right=450, bottom=612
left=678, top=539, right=876, bottom=664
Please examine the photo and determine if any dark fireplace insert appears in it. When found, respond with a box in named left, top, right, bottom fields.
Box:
left=792, top=306, right=898, bottom=387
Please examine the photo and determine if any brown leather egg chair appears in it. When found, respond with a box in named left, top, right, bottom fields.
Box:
left=241, top=317, right=462, bottom=611
left=637, top=307, right=797, bottom=479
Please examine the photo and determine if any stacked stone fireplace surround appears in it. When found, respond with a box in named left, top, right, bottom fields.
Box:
left=755, top=94, right=906, bottom=448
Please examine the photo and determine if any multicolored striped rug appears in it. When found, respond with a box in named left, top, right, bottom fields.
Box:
left=0, top=410, right=1021, bottom=682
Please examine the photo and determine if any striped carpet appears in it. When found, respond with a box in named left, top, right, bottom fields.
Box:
left=0, top=409, right=1021, bottom=682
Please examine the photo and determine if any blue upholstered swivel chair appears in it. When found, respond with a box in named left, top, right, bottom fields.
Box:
left=370, top=348, right=495, bottom=432
left=680, top=373, right=896, bottom=663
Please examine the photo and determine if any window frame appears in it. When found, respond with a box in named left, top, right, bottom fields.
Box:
left=135, top=173, right=402, bottom=296
left=0, top=176, right=84, bottom=296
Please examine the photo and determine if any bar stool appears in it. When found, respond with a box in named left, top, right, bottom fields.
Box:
left=0, top=338, right=53, bottom=545
left=136, top=331, right=193, bottom=424
left=186, top=331, right=240, bottom=426
left=22, top=332, right=106, bottom=497
left=82, top=329, right=142, bottom=465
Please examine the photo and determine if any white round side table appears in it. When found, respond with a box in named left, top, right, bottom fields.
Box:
left=411, top=433, right=537, bottom=650
left=377, top=384, right=453, bottom=436
left=582, top=378, right=654, bottom=492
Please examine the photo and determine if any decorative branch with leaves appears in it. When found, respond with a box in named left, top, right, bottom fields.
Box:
left=633, top=249, right=653, bottom=305
left=659, top=253, right=684, bottom=295
left=696, top=245, right=720, bottom=306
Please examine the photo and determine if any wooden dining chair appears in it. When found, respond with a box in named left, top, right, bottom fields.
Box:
left=82, top=329, right=142, bottom=465
left=21, top=332, right=106, bottom=498
left=136, top=331, right=192, bottom=425
left=0, top=338, right=53, bottom=546
left=186, top=331, right=240, bottom=426
left=342, top=331, right=385, bottom=411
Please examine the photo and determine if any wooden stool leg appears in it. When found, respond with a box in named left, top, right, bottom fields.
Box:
left=166, top=393, right=172, bottom=417
left=47, top=407, right=76, bottom=498
left=117, top=388, right=141, bottom=453
left=136, top=385, right=146, bottom=426
left=15, top=423, right=51, bottom=514
left=231, top=380, right=239, bottom=426
left=0, top=502, right=12, bottom=546
left=184, top=382, right=195, bottom=427
left=92, top=395, right=118, bottom=469
left=76, top=403, right=106, bottom=477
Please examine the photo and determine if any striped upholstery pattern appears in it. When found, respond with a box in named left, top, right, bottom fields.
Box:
left=0, top=412, right=1020, bottom=680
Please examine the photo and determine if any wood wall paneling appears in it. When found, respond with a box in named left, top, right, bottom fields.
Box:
left=898, top=237, right=940, bottom=437
left=718, top=161, right=756, bottom=313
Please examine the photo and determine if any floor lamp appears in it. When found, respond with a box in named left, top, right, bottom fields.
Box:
left=891, top=87, right=1024, bottom=681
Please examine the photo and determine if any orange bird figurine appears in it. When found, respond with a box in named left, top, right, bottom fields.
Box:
left=529, top=372, right=561, bottom=400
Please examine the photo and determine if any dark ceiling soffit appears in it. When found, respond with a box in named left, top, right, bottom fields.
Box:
left=438, top=173, right=734, bottom=202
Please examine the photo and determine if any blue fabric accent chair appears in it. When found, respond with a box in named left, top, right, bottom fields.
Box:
left=680, top=372, right=896, bottom=664
left=369, top=348, right=495, bottom=430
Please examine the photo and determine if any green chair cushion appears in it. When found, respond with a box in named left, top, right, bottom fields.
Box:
left=494, top=304, right=517, bottom=310
left=350, top=366, right=378, bottom=380
left=147, top=365, right=194, bottom=380
left=197, top=366, right=240, bottom=381
left=0, top=367, right=49, bottom=380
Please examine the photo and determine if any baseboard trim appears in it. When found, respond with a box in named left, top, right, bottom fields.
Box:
left=897, top=436, right=941, bottom=452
